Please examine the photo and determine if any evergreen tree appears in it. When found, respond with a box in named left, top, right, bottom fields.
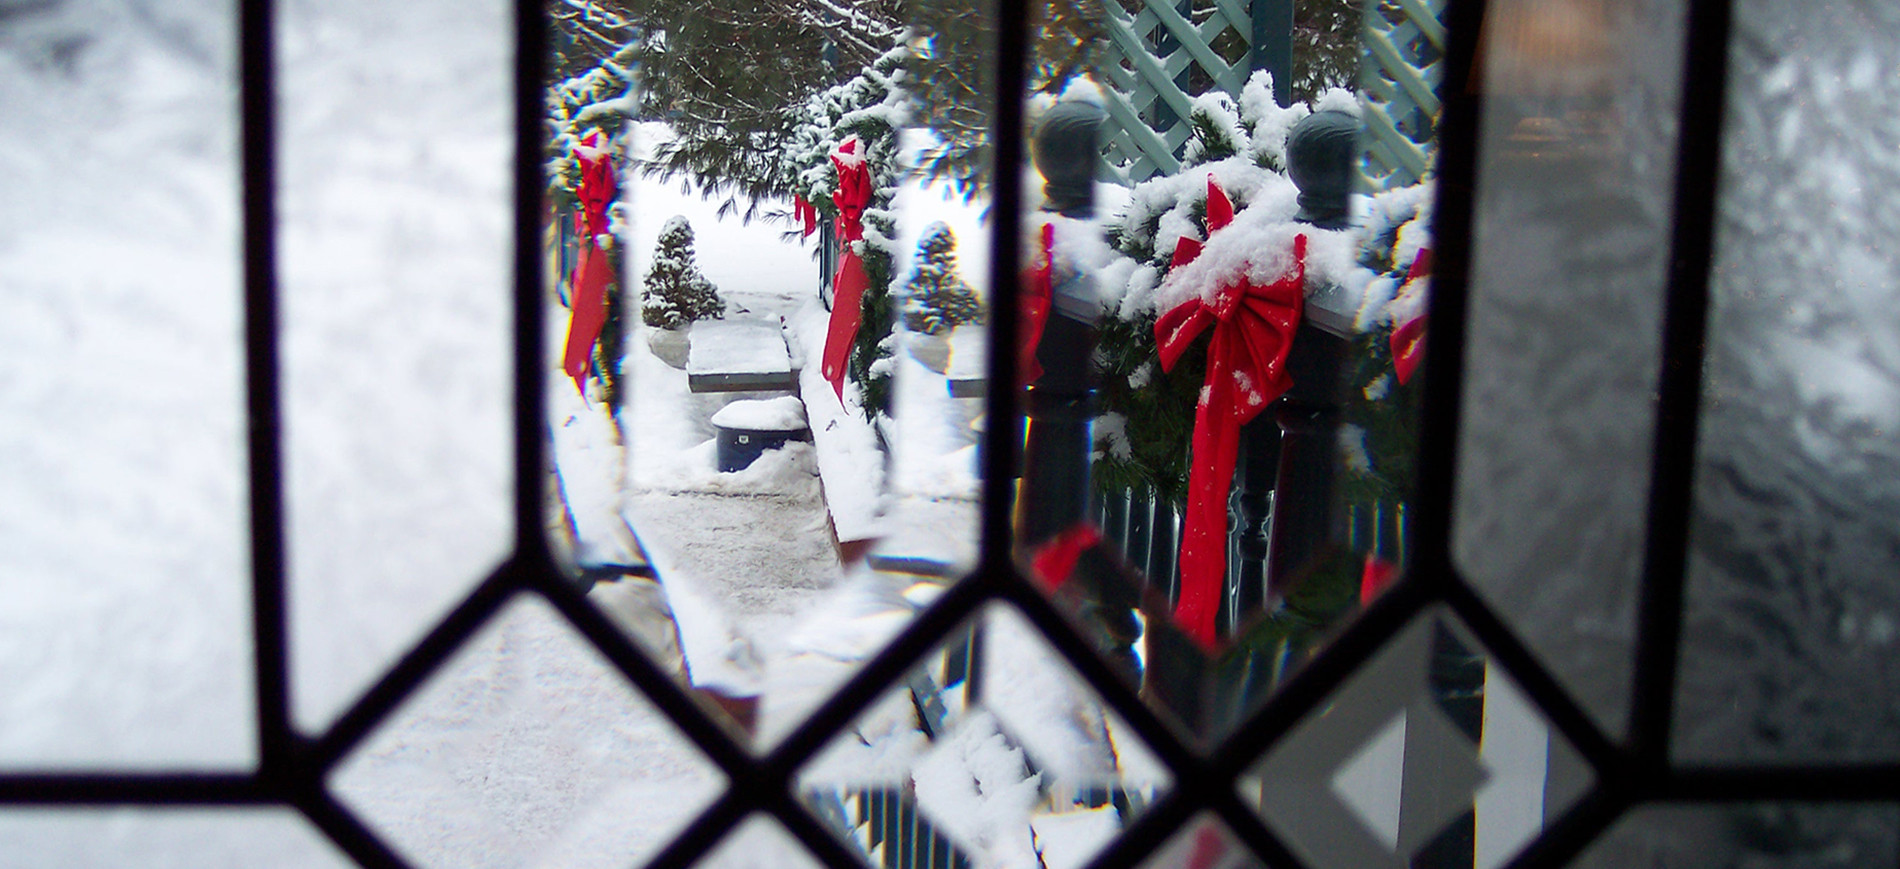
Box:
left=641, top=216, right=726, bottom=330
left=901, top=223, right=984, bottom=335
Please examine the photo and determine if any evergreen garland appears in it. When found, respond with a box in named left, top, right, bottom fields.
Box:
left=783, top=39, right=912, bottom=422
left=641, top=216, right=726, bottom=329
left=901, top=222, right=984, bottom=335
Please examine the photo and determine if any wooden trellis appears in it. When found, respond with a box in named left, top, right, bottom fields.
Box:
left=1097, top=0, right=1290, bottom=184
left=1097, top=0, right=1449, bottom=189
left=1358, top=0, right=1448, bottom=189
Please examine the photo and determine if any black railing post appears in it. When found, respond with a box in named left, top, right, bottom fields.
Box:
left=1251, top=0, right=1294, bottom=106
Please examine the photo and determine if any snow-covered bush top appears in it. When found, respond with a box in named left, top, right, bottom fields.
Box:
left=1091, top=70, right=1431, bottom=333
left=642, top=216, right=726, bottom=330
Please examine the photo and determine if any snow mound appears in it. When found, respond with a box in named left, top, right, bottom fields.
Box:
left=710, top=396, right=807, bottom=431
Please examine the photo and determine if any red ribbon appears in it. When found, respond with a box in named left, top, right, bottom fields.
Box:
left=794, top=195, right=818, bottom=238
left=1019, top=221, right=1055, bottom=384
left=1028, top=522, right=1103, bottom=591
left=820, top=137, right=874, bottom=401
left=563, top=131, right=617, bottom=397
left=1153, top=177, right=1305, bottom=648
left=1360, top=553, right=1399, bottom=604
left=1390, top=248, right=1430, bottom=385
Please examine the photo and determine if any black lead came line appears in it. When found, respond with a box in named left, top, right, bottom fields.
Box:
left=238, top=0, right=294, bottom=780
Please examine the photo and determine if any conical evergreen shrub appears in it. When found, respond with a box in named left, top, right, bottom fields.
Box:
left=901, top=222, right=983, bottom=336
left=641, top=216, right=725, bottom=330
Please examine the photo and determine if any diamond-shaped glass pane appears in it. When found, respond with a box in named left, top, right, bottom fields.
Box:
left=1015, top=0, right=1440, bottom=743
left=0, top=0, right=251, bottom=768
left=1674, top=0, right=1900, bottom=764
left=1242, top=610, right=1593, bottom=869
left=693, top=814, right=828, bottom=869
left=0, top=808, right=352, bottom=868
left=280, top=0, right=515, bottom=733
left=799, top=603, right=1170, bottom=869
left=1137, top=814, right=1269, bottom=869
left=331, top=595, right=724, bottom=868
left=544, top=0, right=991, bottom=748
left=1570, top=803, right=1900, bottom=868
left=1451, top=0, right=1691, bottom=740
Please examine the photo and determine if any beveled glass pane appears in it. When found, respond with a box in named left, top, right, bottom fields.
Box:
left=1570, top=804, right=1900, bottom=868
left=1674, top=0, right=1900, bottom=763
left=1451, top=0, right=1689, bottom=738
left=278, top=0, right=514, bottom=732
left=799, top=603, right=1170, bottom=869
left=1241, top=610, right=1593, bottom=869
left=331, top=595, right=724, bottom=868
left=693, top=814, right=826, bottom=869
left=1017, top=0, right=1445, bottom=742
left=1137, top=814, right=1268, bottom=869
left=0, top=0, right=251, bottom=767
left=0, top=808, right=352, bottom=868
left=544, top=0, right=992, bottom=747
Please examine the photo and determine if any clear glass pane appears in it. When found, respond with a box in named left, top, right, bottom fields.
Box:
left=694, top=814, right=826, bottom=869
left=799, top=603, right=1170, bottom=869
left=544, top=0, right=992, bottom=747
left=0, top=808, right=352, bottom=868
left=1017, top=0, right=1446, bottom=741
left=1570, top=804, right=1900, bottom=868
left=331, top=595, right=725, bottom=868
left=278, top=0, right=515, bottom=732
left=1241, top=609, right=1593, bottom=869
left=1674, top=0, right=1900, bottom=763
left=1451, top=0, right=1690, bottom=738
left=0, top=0, right=251, bottom=767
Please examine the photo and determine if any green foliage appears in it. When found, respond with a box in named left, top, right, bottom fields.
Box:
left=1091, top=314, right=1203, bottom=503
left=641, top=217, right=726, bottom=330
left=901, top=223, right=984, bottom=335
left=596, top=270, right=628, bottom=409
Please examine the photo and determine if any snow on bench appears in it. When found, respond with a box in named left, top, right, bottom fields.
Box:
left=687, top=318, right=795, bottom=393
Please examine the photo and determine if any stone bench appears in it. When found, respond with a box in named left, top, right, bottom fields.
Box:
left=687, top=318, right=796, bottom=393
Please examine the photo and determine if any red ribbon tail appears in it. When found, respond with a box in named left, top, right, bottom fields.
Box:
left=821, top=251, right=869, bottom=401
left=1029, top=523, right=1103, bottom=591
left=562, top=244, right=611, bottom=386
left=1172, top=368, right=1244, bottom=650
left=1391, top=314, right=1427, bottom=385
left=1360, top=554, right=1399, bottom=605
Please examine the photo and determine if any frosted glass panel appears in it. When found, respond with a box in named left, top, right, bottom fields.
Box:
left=0, top=0, right=251, bottom=766
left=278, top=0, right=514, bottom=731
left=332, top=596, right=725, bottom=869
left=1674, top=0, right=1900, bottom=763
left=0, top=808, right=352, bottom=869
left=1571, top=804, right=1900, bottom=868
left=1452, top=0, right=1689, bottom=737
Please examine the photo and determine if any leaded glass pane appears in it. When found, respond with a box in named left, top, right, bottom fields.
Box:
left=1570, top=803, right=1900, bottom=868
left=1674, top=0, right=1900, bottom=763
left=0, top=808, right=353, bottom=868
left=542, top=0, right=993, bottom=749
left=1452, top=0, right=1690, bottom=738
left=0, top=0, right=251, bottom=768
left=279, top=0, right=515, bottom=732
left=330, top=595, right=725, bottom=868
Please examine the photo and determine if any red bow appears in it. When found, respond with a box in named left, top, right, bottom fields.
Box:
left=1390, top=248, right=1430, bottom=385
left=1019, top=221, right=1056, bottom=383
left=1153, top=177, right=1305, bottom=648
left=563, top=131, right=617, bottom=398
left=820, top=137, right=873, bottom=401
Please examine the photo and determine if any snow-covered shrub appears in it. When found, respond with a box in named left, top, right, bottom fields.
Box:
left=641, top=216, right=726, bottom=330
left=901, top=222, right=983, bottom=335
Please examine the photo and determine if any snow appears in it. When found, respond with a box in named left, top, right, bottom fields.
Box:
left=793, top=303, right=890, bottom=542
left=0, top=809, right=352, bottom=869
left=709, top=396, right=808, bottom=432
left=687, top=319, right=792, bottom=376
